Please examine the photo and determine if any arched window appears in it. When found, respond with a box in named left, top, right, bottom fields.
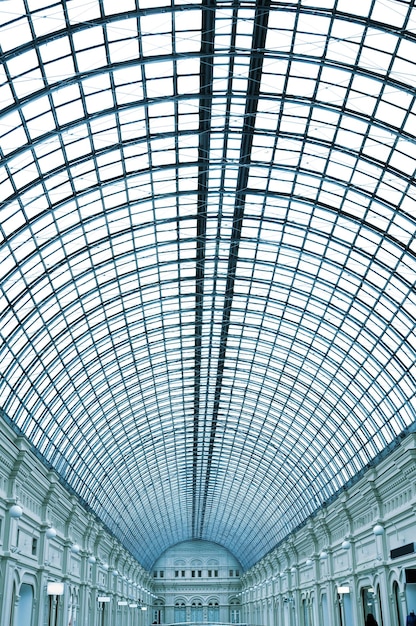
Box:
left=174, top=600, right=186, bottom=623
left=15, top=583, right=34, bottom=626
left=67, top=588, right=78, bottom=626
left=208, top=600, right=219, bottom=622
left=229, top=597, right=240, bottom=624
left=191, top=600, right=203, bottom=623
left=303, top=598, right=310, bottom=626
left=153, top=599, right=165, bottom=624
left=393, top=582, right=403, bottom=626
left=376, top=584, right=384, bottom=626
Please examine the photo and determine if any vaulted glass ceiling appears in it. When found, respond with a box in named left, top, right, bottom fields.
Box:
left=0, top=0, right=416, bottom=571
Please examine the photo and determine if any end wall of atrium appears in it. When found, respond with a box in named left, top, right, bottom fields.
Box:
left=152, top=540, right=242, bottom=624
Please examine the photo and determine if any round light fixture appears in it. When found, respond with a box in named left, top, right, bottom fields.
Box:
left=9, top=504, right=23, bottom=519
left=46, top=526, right=57, bottom=539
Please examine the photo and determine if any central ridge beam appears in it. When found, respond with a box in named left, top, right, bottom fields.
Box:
left=198, top=0, right=271, bottom=538
left=192, top=0, right=216, bottom=539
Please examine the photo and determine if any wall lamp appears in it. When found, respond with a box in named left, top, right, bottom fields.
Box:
left=46, top=526, right=57, bottom=540
left=9, top=504, right=23, bottom=519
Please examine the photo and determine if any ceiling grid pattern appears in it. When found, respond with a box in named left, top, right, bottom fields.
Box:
left=0, top=0, right=415, bottom=570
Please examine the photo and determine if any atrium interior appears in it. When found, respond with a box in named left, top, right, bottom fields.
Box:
left=0, top=0, right=415, bottom=625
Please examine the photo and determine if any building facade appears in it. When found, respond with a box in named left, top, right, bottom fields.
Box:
left=152, top=540, right=242, bottom=625
left=0, top=417, right=415, bottom=626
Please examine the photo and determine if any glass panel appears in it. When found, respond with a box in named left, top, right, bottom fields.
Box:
left=0, top=0, right=415, bottom=571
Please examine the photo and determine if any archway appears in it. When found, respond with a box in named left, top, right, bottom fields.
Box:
left=15, top=583, right=34, bottom=626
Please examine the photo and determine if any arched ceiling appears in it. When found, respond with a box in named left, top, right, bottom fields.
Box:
left=0, top=0, right=416, bottom=571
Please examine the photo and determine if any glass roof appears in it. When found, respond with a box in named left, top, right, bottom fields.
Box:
left=0, top=0, right=416, bottom=570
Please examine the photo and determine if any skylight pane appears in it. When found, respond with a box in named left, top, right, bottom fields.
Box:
left=0, top=0, right=415, bottom=572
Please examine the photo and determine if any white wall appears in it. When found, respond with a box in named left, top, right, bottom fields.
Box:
left=152, top=539, right=242, bottom=624
left=1, top=416, right=415, bottom=626
left=0, top=420, right=151, bottom=626
left=240, top=433, right=416, bottom=626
